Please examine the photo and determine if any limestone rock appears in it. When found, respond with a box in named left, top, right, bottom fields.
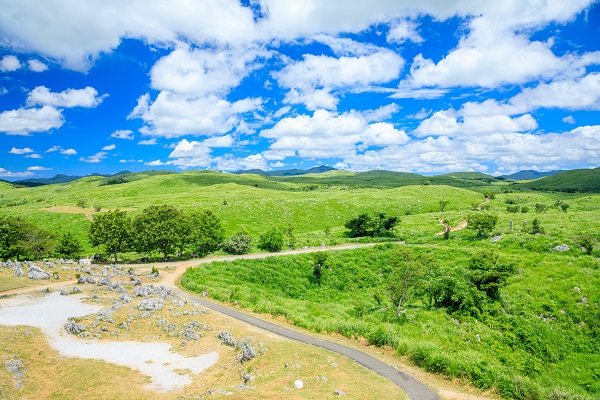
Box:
left=64, top=319, right=86, bottom=334
left=553, top=244, right=570, bottom=252
left=27, top=265, right=50, bottom=280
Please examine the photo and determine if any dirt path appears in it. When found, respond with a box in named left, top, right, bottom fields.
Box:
left=1, top=242, right=445, bottom=399
left=435, top=219, right=467, bottom=236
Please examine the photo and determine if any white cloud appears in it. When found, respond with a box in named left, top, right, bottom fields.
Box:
left=150, top=45, right=270, bottom=97
left=61, top=148, right=77, bottom=155
left=202, top=135, right=234, bottom=148
left=119, top=159, right=143, bottom=163
left=260, top=109, right=408, bottom=158
left=270, top=161, right=285, bottom=168
left=79, top=152, right=107, bottom=163
left=0, top=55, right=21, bottom=72
left=340, top=125, right=600, bottom=173
left=0, top=87, right=7, bottom=95
left=110, top=129, right=134, bottom=140
left=387, top=19, right=423, bottom=44
left=101, top=144, right=116, bottom=151
left=213, top=153, right=268, bottom=171
left=46, top=145, right=61, bottom=153
left=0, top=168, right=33, bottom=177
left=25, top=153, right=42, bottom=159
left=168, top=139, right=213, bottom=159
left=27, top=86, right=106, bottom=108
left=276, top=40, right=404, bottom=110
left=273, top=106, right=291, bottom=119
left=9, top=147, right=34, bottom=155
left=563, top=116, right=576, bottom=124
left=129, top=92, right=262, bottom=138
left=0, top=0, right=257, bottom=71
left=145, top=160, right=165, bottom=166
left=27, top=166, right=52, bottom=171
left=0, top=105, right=64, bottom=135
left=28, top=59, right=48, bottom=72
left=414, top=110, right=459, bottom=137
left=138, top=138, right=157, bottom=145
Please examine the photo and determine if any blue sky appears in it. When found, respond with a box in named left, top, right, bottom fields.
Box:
left=0, top=0, right=599, bottom=180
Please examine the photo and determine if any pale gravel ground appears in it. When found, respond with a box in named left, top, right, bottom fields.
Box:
left=0, top=291, right=219, bottom=392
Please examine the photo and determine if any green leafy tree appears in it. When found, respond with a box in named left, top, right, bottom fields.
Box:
left=344, top=212, right=399, bottom=238
left=55, top=232, right=83, bottom=259
left=132, top=205, right=190, bottom=260
left=188, top=209, right=225, bottom=256
left=534, top=203, right=548, bottom=213
left=554, top=200, right=570, bottom=213
left=0, top=215, right=55, bottom=260
left=222, top=232, right=252, bottom=255
left=530, top=218, right=545, bottom=234
left=283, top=223, right=297, bottom=249
left=89, top=209, right=132, bottom=262
left=258, top=227, right=284, bottom=252
left=312, top=251, right=329, bottom=284
left=439, top=200, right=449, bottom=212
left=387, top=248, right=430, bottom=317
left=468, top=250, right=516, bottom=300
left=467, top=213, right=498, bottom=238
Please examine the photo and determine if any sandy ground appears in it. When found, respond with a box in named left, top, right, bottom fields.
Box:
left=0, top=291, right=219, bottom=392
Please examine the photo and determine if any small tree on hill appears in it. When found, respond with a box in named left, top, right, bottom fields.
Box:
left=312, top=251, right=329, bottom=285
left=89, top=209, right=132, bottom=262
left=344, top=212, right=399, bottom=238
left=468, top=250, right=516, bottom=300
left=467, top=213, right=498, bottom=238
left=575, top=235, right=596, bottom=255
left=258, top=227, right=284, bottom=252
left=188, top=209, right=225, bottom=256
left=387, top=248, right=431, bottom=317
left=56, top=232, right=83, bottom=259
left=222, top=232, right=252, bottom=255
left=132, top=205, right=190, bottom=260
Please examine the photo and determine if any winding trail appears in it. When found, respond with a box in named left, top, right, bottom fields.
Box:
left=2, top=242, right=441, bottom=399
left=155, top=242, right=440, bottom=400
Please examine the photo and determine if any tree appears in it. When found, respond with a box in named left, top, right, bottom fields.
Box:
left=188, top=209, right=225, bottom=256
left=534, top=203, right=548, bottom=213
left=222, top=232, right=252, bottom=255
left=467, top=213, right=498, bottom=238
left=56, top=232, right=83, bottom=259
left=282, top=223, right=296, bottom=249
left=0, top=215, right=55, bottom=260
left=530, top=218, right=545, bottom=234
left=258, top=227, right=284, bottom=252
left=344, top=212, right=399, bottom=238
left=312, top=251, right=329, bottom=284
left=132, top=205, right=190, bottom=260
left=89, top=209, right=132, bottom=262
left=439, top=200, right=449, bottom=212
left=467, top=250, right=516, bottom=300
left=387, top=248, right=430, bottom=317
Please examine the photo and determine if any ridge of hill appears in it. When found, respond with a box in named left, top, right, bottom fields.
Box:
left=501, top=170, right=562, bottom=180
left=234, top=165, right=336, bottom=176
left=516, top=167, right=600, bottom=192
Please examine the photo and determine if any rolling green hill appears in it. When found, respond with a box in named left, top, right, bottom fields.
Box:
left=517, top=168, right=600, bottom=192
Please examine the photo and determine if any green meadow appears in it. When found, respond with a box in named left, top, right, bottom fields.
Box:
left=1, top=169, right=600, bottom=399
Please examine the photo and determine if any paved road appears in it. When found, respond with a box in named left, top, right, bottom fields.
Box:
left=161, top=243, right=441, bottom=400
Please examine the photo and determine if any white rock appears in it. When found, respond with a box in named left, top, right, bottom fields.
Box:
left=294, top=380, right=303, bottom=389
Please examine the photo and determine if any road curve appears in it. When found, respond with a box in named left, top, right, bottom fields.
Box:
left=162, top=243, right=441, bottom=400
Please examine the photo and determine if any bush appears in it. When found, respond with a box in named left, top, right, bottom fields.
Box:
left=467, top=213, right=498, bottom=238
left=344, top=212, right=399, bottom=238
left=222, top=233, right=252, bottom=255
left=530, top=218, right=545, bottom=234
left=258, top=227, right=284, bottom=252
left=506, top=205, right=520, bottom=213
left=575, top=235, right=596, bottom=255
left=521, top=206, right=529, bottom=213
left=534, top=203, right=548, bottom=213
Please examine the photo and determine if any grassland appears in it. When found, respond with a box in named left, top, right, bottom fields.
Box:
left=1, top=169, right=600, bottom=399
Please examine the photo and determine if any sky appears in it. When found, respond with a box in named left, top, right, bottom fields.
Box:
left=0, top=0, right=599, bottom=180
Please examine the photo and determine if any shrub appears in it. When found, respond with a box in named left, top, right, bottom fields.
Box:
left=534, top=203, right=548, bottom=213
left=575, top=234, right=596, bottom=255
left=521, top=206, right=529, bottom=213
left=258, top=227, right=284, bottom=252
left=222, top=233, right=252, bottom=255
left=344, top=212, right=399, bottom=238
left=467, top=213, right=498, bottom=238
left=530, top=218, right=545, bottom=234
left=506, top=205, right=520, bottom=213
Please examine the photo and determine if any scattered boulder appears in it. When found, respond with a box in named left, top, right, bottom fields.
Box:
left=138, top=298, right=164, bottom=312
left=217, top=331, right=236, bottom=347
left=13, top=266, right=24, bottom=277
left=97, top=277, right=112, bottom=286
left=64, top=319, right=86, bottom=334
left=60, top=289, right=69, bottom=296
left=120, top=293, right=131, bottom=303
left=294, top=380, right=303, bottom=389
left=27, top=265, right=50, bottom=280
left=5, top=358, right=24, bottom=379
left=553, top=244, right=570, bottom=252
left=490, top=235, right=502, bottom=243
left=334, top=389, right=347, bottom=396
left=242, top=372, right=255, bottom=384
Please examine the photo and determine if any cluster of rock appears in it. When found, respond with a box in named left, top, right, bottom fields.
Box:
left=5, top=358, right=24, bottom=388
left=553, top=244, right=570, bottom=252
left=64, top=319, right=86, bottom=335
left=217, top=331, right=258, bottom=363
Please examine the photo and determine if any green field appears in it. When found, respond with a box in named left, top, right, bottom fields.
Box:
left=1, top=169, right=600, bottom=399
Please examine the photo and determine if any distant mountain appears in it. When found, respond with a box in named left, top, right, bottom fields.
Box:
left=13, top=170, right=131, bottom=187
left=235, top=165, right=336, bottom=177
left=516, top=168, right=600, bottom=192
left=501, top=170, right=562, bottom=180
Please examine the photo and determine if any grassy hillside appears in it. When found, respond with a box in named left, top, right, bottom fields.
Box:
left=517, top=168, right=600, bottom=193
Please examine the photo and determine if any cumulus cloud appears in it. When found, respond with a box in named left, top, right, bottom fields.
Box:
left=0, top=55, right=21, bottom=72
left=563, top=116, right=576, bottom=124
left=129, top=92, right=262, bottom=138
left=276, top=37, right=404, bottom=110
left=27, top=166, right=52, bottom=171
left=28, top=59, right=48, bottom=72
left=101, top=144, right=116, bottom=151
left=138, top=138, right=157, bottom=145
left=9, top=147, right=34, bottom=155
left=0, top=105, right=64, bottom=135
left=25, top=153, right=42, bottom=159
left=61, top=148, right=77, bottom=155
left=0, top=168, right=33, bottom=177
left=110, top=129, right=134, bottom=140
left=145, top=159, right=165, bottom=166
left=27, top=86, right=106, bottom=108
left=387, top=19, right=423, bottom=43
left=79, top=151, right=107, bottom=163
left=260, top=109, right=409, bottom=158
